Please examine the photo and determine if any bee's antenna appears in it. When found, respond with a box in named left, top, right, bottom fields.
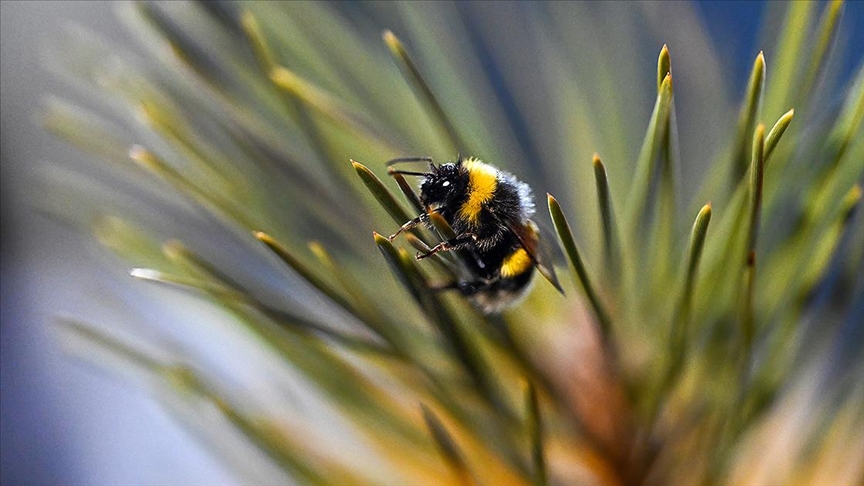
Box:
left=455, top=152, right=463, bottom=165
left=388, top=169, right=429, bottom=177
left=385, top=156, right=435, bottom=167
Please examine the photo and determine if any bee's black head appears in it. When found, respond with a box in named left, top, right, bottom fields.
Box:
left=420, top=162, right=467, bottom=208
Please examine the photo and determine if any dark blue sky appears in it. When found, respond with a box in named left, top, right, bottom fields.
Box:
left=695, top=1, right=864, bottom=93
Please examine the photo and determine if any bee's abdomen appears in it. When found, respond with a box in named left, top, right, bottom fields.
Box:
left=463, top=263, right=534, bottom=314
left=500, top=248, right=533, bottom=278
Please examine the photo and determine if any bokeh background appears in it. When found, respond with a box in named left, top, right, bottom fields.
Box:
left=1, top=1, right=862, bottom=485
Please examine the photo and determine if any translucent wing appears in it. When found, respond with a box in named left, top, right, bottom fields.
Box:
left=510, top=219, right=565, bottom=294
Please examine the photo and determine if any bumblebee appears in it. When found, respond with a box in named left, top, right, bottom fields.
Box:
left=387, top=155, right=561, bottom=313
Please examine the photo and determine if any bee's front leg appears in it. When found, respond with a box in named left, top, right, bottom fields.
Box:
left=388, top=213, right=430, bottom=241
left=416, top=233, right=478, bottom=260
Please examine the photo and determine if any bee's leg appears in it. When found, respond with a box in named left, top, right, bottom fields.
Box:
left=429, top=280, right=461, bottom=291
left=416, top=233, right=478, bottom=260
left=429, top=278, right=493, bottom=294
left=388, top=213, right=429, bottom=241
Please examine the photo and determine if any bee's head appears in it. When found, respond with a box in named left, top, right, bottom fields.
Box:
left=420, top=162, right=466, bottom=208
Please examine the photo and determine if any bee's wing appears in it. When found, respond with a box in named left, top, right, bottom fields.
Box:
left=510, top=219, right=565, bottom=294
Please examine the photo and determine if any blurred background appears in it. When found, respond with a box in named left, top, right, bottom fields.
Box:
left=2, top=3, right=238, bottom=485
left=1, top=1, right=862, bottom=485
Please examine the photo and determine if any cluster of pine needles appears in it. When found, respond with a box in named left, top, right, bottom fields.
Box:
left=40, top=2, right=862, bottom=484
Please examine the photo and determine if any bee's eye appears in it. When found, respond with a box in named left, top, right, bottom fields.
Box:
left=442, top=181, right=450, bottom=187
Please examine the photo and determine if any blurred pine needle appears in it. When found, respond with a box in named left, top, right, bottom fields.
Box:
left=42, top=1, right=863, bottom=485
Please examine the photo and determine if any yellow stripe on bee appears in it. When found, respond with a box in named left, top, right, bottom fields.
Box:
left=500, top=248, right=532, bottom=278
left=458, top=158, right=498, bottom=223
